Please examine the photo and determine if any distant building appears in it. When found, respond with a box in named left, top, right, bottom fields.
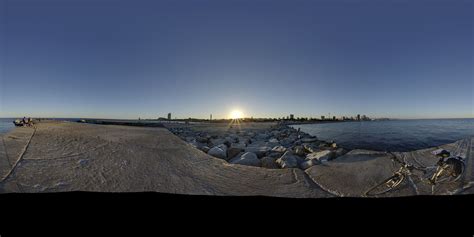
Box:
left=290, top=114, right=294, bottom=120
left=357, top=114, right=361, bottom=121
left=168, top=113, right=171, bottom=120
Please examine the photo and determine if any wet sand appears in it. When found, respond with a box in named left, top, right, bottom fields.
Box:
left=0, top=120, right=472, bottom=197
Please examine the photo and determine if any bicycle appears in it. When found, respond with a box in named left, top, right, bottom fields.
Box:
left=364, top=151, right=465, bottom=196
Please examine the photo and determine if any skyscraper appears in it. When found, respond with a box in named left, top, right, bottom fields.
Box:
left=167, top=113, right=171, bottom=120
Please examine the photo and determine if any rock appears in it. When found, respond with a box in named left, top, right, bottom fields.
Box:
left=266, top=140, right=280, bottom=148
left=230, top=152, right=261, bottom=167
left=223, top=140, right=232, bottom=148
left=301, top=137, right=318, bottom=143
left=260, top=157, right=279, bottom=169
left=331, top=142, right=337, bottom=149
left=207, top=144, right=228, bottom=160
left=267, top=151, right=284, bottom=158
left=333, top=148, right=347, bottom=159
left=225, top=136, right=238, bottom=144
left=245, top=145, right=272, bottom=158
left=268, top=138, right=279, bottom=143
left=294, top=145, right=307, bottom=157
left=271, top=145, right=287, bottom=153
left=227, top=147, right=243, bottom=159
left=231, top=142, right=247, bottom=150
left=319, top=142, right=330, bottom=149
left=280, top=138, right=294, bottom=147
left=209, top=138, right=225, bottom=147
left=196, top=136, right=209, bottom=143
left=303, top=143, right=319, bottom=153
left=276, top=151, right=299, bottom=168
left=300, top=159, right=321, bottom=170
left=254, top=133, right=270, bottom=141
left=306, top=150, right=334, bottom=162
left=190, top=141, right=207, bottom=150
left=200, top=146, right=210, bottom=153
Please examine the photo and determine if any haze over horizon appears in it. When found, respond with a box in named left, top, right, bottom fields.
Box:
left=0, top=0, right=473, bottom=120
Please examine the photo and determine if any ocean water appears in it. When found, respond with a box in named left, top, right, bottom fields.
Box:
left=291, top=118, right=474, bottom=152
left=0, top=118, right=15, bottom=134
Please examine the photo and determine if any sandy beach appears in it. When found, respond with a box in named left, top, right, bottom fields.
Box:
left=0, top=120, right=472, bottom=197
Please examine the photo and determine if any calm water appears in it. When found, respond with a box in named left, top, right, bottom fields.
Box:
left=0, top=118, right=15, bottom=134
left=291, top=118, right=474, bottom=152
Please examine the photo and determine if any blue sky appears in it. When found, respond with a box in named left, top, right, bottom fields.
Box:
left=0, top=0, right=472, bottom=119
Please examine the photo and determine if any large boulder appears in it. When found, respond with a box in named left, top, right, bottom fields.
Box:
left=196, top=136, right=209, bottom=143
left=225, top=136, right=239, bottom=144
left=254, top=133, right=271, bottom=141
left=280, top=138, right=295, bottom=147
left=260, top=157, right=279, bottom=169
left=245, top=145, right=272, bottom=158
left=276, top=151, right=299, bottom=169
left=230, top=152, right=261, bottom=167
left=207, top=144, right=228, bottom=160
left=300, top=159, right=321, bottom=170
left=200, top=146, right=210, bottom=153
left=209, top=138, right=225, bottom=147
left=303, top=143, right=320, bottom=153
left=227, top=147, right=243, bottom=159
left=268, top=138, right=279, bottom=143
left=293, top=145, right=307, bottom=157
left=271, top=145, right=287, bottom=153
left=231, top=142, right=247, bottom=150
left=306, top=150, right=334, bottom=162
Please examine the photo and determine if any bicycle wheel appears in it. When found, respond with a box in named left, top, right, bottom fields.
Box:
left=434, top=158, right=465, bottom=184
left=365, top=174, right=405, bottom=196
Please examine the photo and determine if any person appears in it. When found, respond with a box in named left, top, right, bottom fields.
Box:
left=22, top=117, right=26, bottom=125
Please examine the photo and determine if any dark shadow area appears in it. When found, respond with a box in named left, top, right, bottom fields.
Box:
left=0, top=192, right=473, bottom=236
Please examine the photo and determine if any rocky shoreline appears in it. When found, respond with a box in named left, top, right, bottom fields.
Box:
left=169, top=123, right=348, bottom=170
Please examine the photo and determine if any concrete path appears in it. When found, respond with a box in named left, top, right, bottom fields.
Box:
left=0, top=122, right=331, bottom=197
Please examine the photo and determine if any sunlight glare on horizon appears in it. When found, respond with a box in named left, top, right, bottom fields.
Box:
left=230, top=110, right=244, bottom=119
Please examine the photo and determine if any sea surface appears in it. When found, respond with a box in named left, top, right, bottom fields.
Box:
left=0, top=118, right=15, bottom=134
left=291, top=118, right=474, bottom=152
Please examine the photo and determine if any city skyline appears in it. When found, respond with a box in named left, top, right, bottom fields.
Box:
left=1, top=0, right=473, bottom=120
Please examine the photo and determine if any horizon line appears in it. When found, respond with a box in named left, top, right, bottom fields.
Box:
left=1, top=116, right=473, bottom=120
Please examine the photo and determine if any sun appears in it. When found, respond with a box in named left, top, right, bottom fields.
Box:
left=230, top=110, right=244, bottom=119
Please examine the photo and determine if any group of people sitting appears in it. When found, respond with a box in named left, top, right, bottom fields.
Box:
left=13, top=117, right=34, bottom=127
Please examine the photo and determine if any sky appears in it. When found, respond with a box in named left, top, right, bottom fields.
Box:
left=0, top=0, right=472, bottom=119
